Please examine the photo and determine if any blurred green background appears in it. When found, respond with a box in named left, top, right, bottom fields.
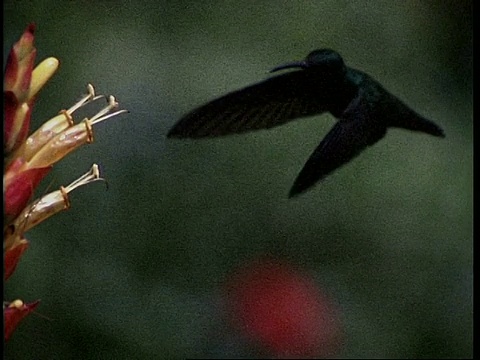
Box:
left=4, top=1, right=472, bottom=358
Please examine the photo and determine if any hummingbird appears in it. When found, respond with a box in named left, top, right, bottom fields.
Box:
left=167, top=49, right=445, bottom=198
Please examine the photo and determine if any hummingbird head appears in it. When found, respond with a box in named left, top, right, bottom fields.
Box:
left=270, top=49, right=345, bottom=74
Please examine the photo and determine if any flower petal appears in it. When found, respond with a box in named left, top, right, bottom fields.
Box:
left=29, top=57, right=59, bottom=100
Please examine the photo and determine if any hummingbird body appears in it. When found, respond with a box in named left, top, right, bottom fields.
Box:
left=168, top=49, right=445, bottom=197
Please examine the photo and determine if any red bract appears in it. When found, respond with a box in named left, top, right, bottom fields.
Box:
left=4, top=239, right=30, bottom=281
left=4, top=23, right=36, bottom=99
left=4, top=300, right=40, bottom=342
left=225, top=258, right=342, bottom=358
left=4, top=23, right=37, bottom=156
left=4, top=159, right=52, bottom=221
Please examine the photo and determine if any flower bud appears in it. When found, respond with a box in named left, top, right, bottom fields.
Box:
left=4, top=299, right=40, bottom=342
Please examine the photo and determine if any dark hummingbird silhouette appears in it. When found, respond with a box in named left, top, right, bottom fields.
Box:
left=167, top=49, right=445, bottom=198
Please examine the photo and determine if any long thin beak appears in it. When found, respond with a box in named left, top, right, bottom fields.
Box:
left=269, top=60, right=307, bottom=73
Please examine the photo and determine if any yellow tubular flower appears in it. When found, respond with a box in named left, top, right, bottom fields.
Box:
left=6, top=164, right=105, bottom=245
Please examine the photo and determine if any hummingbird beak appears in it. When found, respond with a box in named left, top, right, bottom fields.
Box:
left=269, top=60, right=307, bottom=73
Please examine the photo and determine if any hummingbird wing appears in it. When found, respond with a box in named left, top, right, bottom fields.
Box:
left=289, top=92, right=387, bottom=198
left=167, top=71, right=337, bottom=138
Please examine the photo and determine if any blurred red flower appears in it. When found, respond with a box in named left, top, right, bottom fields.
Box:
left=225, top=258, right=343, bottom=358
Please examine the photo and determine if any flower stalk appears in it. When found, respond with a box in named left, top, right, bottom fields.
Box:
left=3, top=24, right=127, bottom=341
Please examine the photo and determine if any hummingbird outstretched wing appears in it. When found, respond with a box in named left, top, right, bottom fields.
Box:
left=289, top=92, right=387, bottom=198
left=167, top=71, right=337, bottom=138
